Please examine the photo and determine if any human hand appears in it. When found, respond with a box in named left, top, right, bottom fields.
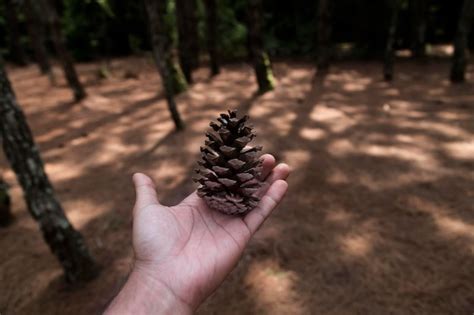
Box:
left=105, top=154, right=289, bottom=314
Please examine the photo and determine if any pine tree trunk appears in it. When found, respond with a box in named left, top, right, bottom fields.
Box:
left=383, top=0, right=400, bottom=81
left=0, top=64, right=98, bottom=283
left=410, top=0, right=427, bottom=59
left=143, top=0, right=185, bottom=131
left=4, top=0, right=28, bottom=66
left=450, top=0, right=474, bottom=83
left=247, top=0, right=275, bottom=94
left=41, top=0, right=86, bottom=101
left=0, top=176, right=13, bottom=227
left=23, top=0, right=56, bottom=84
left=176, top=0, right=199, bottom=83
left=204, top=0, right=220, bottom=76
left=317, top=0, right=332, bottom=74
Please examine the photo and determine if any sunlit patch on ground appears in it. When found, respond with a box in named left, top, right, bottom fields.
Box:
left=1, top=57, right=473, bottom=314
left=245, top=259, right=306, bottom=314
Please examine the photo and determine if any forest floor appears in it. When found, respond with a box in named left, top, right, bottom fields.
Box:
left=0, top=56, right=473, bottom=315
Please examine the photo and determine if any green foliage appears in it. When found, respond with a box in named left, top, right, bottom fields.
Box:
left=216, top=0, right=247, bottom=59
left=0, top=0, right=468, bottom=63
left=96, top=0, right=114, bottom=17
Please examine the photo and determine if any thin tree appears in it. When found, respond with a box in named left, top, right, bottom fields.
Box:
left=22, top=0, right=56, bottom=84
left=204, top=0, right=220, bottom=76
left=409, top=0, right=428, bottom=59
left=383, top=0, right=401, bottom=81
left=317, top=0, right=332, bottom=74
left=0, top=63, right=98, bottom=283
left=143, top=0, right=185, bottom=131
left=0, top=175, right=13, bottom=227
left=176, top=0, right=199, bottom=83
left=4, top=0, right=28, bottom=66
left=41, top=0, right=87, bottom=101
left=247, top=0, right=275, bottom=94
left=450, top=0, right=474, bottom=83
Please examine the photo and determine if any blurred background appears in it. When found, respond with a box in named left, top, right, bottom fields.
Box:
left=0, top=0, right=473, bottom=314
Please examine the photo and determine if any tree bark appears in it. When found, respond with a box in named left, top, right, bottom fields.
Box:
left=247, top=0, right=275, bottom=94
left=450, top=0, right=474, bottom=83
left=23, top=0, right=56, bottom=84
left=409, top=0, right=427, bottom=59
left=176, top=0, right=199, bottom=83
left=0, top=63, right=98, bottom=283
left=4, top=0, right=28, bottom=66
left=383, top=0, right=400, bottom=81
left=0, top=175, right=13, bottom=227
left=317, top=0, right=332, bottom=74
left=204, top=0, right=220, bottom=76
left=143, top=0, right=185, bottom=131
left=41, top=0, right=86, bottom=101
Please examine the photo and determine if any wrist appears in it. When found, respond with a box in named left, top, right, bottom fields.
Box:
left=105, top=265, right=192, bottom=315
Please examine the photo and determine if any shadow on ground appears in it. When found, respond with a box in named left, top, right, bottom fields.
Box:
left=0, top=57, right=473, bottom=314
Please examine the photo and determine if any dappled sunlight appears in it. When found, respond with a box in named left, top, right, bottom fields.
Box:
left=327, top=139, right=355, bottom=157
left=361, top=144, right=439, bottom=170
left=2, top=57, right=473, bottom=314
left=407, top=197, right=474, bottom=253
left=245, top=259, right=306, bottom=314
left=342, top=78, right=372, bottom=92
left=357, top=172, right=437, bottom=191
left=326, top=168, right=350, bottom=185
left=269, top=111, right=297, bottom=136
left=299, top=127, right=326, bottom=141
left=443, top=141, right=474, bottom=160
left=309, top=104, right=356, bottom=133
left=397, top=120, right=471, bottom=138
left=65, top=199, right=115, bottom=229
left=339, top=233, right=374, bottom=258
left=149, top=161, right=187, bottom=191
left=281, top=149, right=311, bottom=168
left=325, top=207, right=354, bottom=224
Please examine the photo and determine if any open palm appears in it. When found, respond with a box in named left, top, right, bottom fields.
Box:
left=131, top=154, right=289, bottom=311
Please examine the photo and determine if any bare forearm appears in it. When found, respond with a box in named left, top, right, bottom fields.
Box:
left=104, top=268, right=192, bottom=315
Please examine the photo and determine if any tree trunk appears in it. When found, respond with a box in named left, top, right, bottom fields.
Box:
left=317, top=0, right=332, bottom=74
left=0, top=64, right=98, bottom=283
left=204, top=0, right=220, bottom=76
left=176, top=0, right=199, bottom=83
left=4, top=0, right=28, bottom=66
left=383, top=0, right=400, bottom=81
left=41, top=0, right=86, bottom=101
left=450, top=0, right=474, bottom=83
left=409, top=0, right=427, bottom=59
left=247, top=0, right=275, bottom=94
left=0, top=176, right=13, bottom=227
left=23, top=0, right=56, bottom=85
left=143, top=0, right=185, bottom=131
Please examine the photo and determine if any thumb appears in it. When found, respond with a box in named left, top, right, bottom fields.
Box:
left=133, top=173, right=160, bottom=210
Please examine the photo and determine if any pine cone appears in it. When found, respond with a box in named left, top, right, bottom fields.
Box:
left=194, top=110, right=263, bottom=215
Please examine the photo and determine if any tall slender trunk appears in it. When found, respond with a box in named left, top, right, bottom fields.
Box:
left=450, top=0, right=474, bottom=83
left=383, top=0, right=400, bottom=81
left=4, top=0, right=28, bottom=66
left=410, top=0, right=427, bottom=59
left=0, top=64, right=98, bottom=283
left=204, top=0, right=220, bottom=76
left=41, top=0, right=86, bottom=101
left=176, top=0, right=199, bottom=83
left=247, top=0, right=275, bottom=94
left=0, top=175, right=13, bottom=227
left=317, top=0, right=332, bottom=74
left=143, top=0, right=185, bottom=131
left=23, top=0, right=56, bottom=84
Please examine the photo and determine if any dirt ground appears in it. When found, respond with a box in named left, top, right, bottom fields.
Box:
left=0, top=56, right=473, bottom=314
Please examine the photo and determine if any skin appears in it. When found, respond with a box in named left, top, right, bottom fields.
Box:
left=105, top=154, right=290, bottom=314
